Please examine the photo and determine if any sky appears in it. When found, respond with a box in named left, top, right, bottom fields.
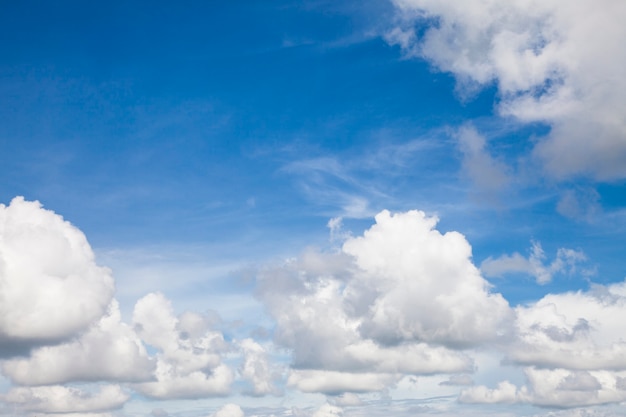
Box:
left=1, top=0, right=626, bottom=416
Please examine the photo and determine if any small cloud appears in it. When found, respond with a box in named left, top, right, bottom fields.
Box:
left=455, top=125, right=511, bottom=201
left=439, top=374, right=474, bottom=386
left=481, top=241, right=590, bottom=284
left=557, top=187, right=601, bottom=222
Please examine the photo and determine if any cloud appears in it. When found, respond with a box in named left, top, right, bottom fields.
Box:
left=312, top=403, right=344, bottom=417
left=509, top=281, right=626, bottom=370
left=131, top=292, right=233, bottom=399
left=256, top=209, right=512, bottom=394
left=209, top=403, right=245, bottom=417
left=287, top=370, right=402, bottom=395
left=2, top=300, right=154, bottom=385
left=457, top=281, right=626, bottom=408
left=0, top=197, right=115, bottom=356
left=456, top=125, right=510, bottom=195
left=459, top=380, right=527, bottom=404
left=557, top=188, right=602, bottom=222
left=239, top=338, right=280, bottom=396
left=461, top=368, right=626, bottom=408
left=439, top=374, right=474, bottom=386
left=388, top=0, right=626, bottom=180
left=2, top=384, right=128, bottom=414
left=481, top=241, right=588, bottom=284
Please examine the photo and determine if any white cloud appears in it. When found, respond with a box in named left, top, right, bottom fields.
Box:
left=509, top=281, right=626, bottom=370
left=2, top=384, right=128, bottom=414
left=459, top=380, right=528, bottom=404
left=312, top=403, right=344, bottom=417
left=342, top=210, right=512, bottom=348
left=461, top=368, right=626, bottom=408
left=481, top=241, right=588, bottom=284
left=2, top=300, right=154, bottom=385
left=388, top=0, right=626, bottom=180
left=0, top=197, right=114, bottom=356
left=287, top=370, right=401, bottom=395
left=257, top=209, right=512, bottom=394
left=209, top=403, right=245, bottom=417
left=131, top=292, right=233, bottom=399
left=239, top=338, right=280, bottom=396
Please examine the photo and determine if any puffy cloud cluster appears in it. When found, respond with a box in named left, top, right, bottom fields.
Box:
left=131, top=292, right=233, bottom=399
left=257, top=209, right=512, bottom=394
left=0, top=197, right=115, bottom=357
left=0, top=198, right=238, bottom=415
left=463, top=281, right=626, bottom=408
left=2, top=300, right=153, bottom=385
left=388, top=0, right=626, bottom=180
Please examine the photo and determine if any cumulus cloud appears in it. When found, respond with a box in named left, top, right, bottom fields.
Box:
left=2, top=300, right=154, bottom=385
left=460, top=380, right=527, bottom=404
left=481, top=241, right=588, bottom=284
left=2, top=384, right=128, bottom=414
left=461, top=368, right=626, bottom=408
left=456, top=281, right=626, bottom=408
left=257, top=209, right=512, bottom=394
left=0, top=197, right=115, bottom=356
left=132, top=292, right=233, bottom=399
left=239, top=338, right=280, bottom=396
left=388, top=0, right=626, bottom=180
left=509, top=281, right=626, bottom=370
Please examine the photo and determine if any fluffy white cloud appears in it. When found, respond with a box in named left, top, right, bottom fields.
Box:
left=2, top=300, right=154, bottom=385
left=388, top=0, right=626, bottom=180
left=132, top=292, right=233, bottom=399
left=461, top=368, right=626, bottom=408
left=209, top=403, right=245, bottom=417
left=458, top=281, right=626, bottom=408
left=257, top=210, right=512, bottom=394
left=239, top=338, right=280, bottom=396
left=459, top=380, right=527, bottom=404
left=2, top=384, right=128, bottom=414
left=481, top=241, right=588, bottom=284
left=343, top=210, right=511, bottom=347
left=509, top=281, right=626, bottom=370
left=0, top=197, right=114, bottom=356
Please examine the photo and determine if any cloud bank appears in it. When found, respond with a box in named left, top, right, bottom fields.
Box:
left=388, top=0, right=626, bottom=180
left=2, top=197, right=626, bottom=414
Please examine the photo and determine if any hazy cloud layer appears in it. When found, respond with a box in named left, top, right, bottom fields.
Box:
left=388, top=0, right=626, bottom=180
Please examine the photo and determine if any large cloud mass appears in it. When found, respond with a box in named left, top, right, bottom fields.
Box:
left=0, top=197, right=115, bottom=356
left=257, top=209, right=512, bottom=394
left=388, top=0, right=626, bottom=180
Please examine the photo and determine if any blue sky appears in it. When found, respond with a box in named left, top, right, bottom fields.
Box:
left=1, top=1, right=626, bottom=416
